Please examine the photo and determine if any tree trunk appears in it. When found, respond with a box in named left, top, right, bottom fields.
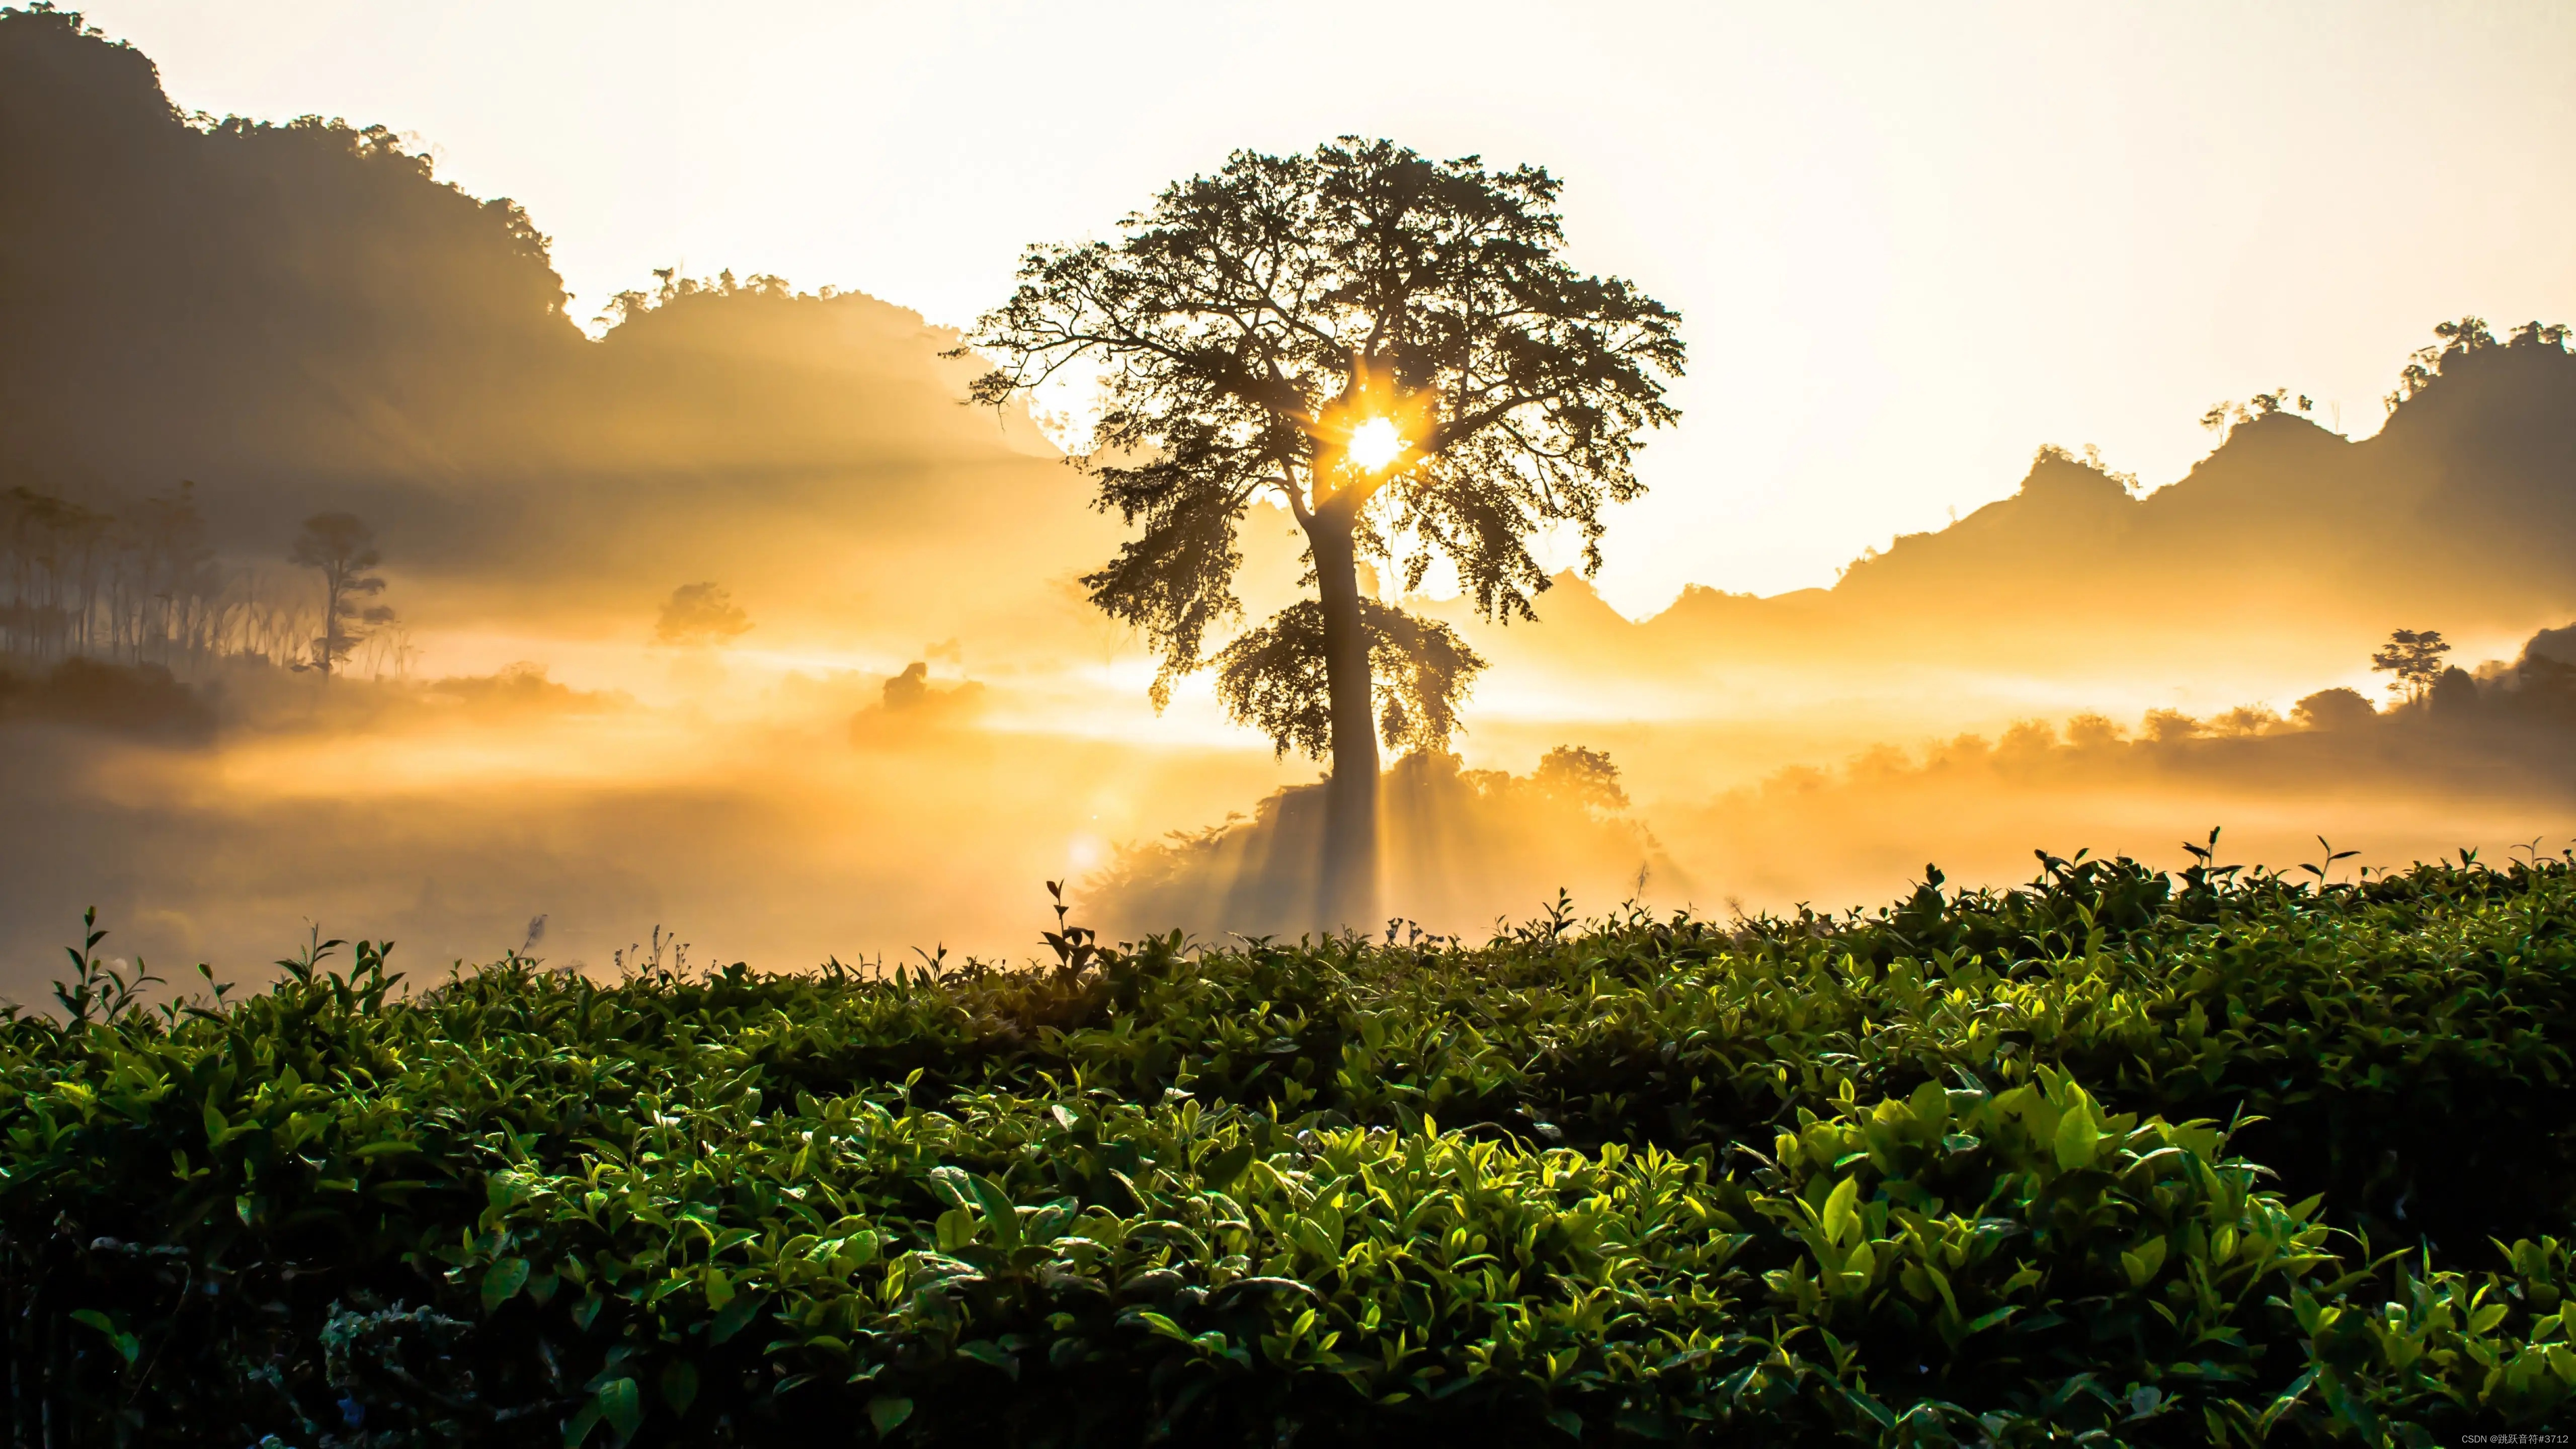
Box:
left=318, top=570, right=341, bottom=680
left=1306, top=509, right=1380, bottom=931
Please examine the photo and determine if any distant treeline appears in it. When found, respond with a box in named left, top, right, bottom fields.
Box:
left=0, top=483, right=406, bottom=678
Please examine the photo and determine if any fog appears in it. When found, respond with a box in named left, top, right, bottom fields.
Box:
left=5, top=10, right=2574, bottom=999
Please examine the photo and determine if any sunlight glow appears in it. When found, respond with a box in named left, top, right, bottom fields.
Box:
left=1346, top=417, right=1409, bottom=471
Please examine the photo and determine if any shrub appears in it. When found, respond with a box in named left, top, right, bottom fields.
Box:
left=6, top=848, right=2574, bottom=1444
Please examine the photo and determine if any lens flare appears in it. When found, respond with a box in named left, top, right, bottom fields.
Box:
left=1346, top=417, right=1408, bottom=471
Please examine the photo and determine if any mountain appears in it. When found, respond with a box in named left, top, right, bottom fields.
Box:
left=1440, top=325, right=2576, bottom=692
left=1842, top=333, right=2576, bottom=620
left=0, top=7, right=1093, bottom=648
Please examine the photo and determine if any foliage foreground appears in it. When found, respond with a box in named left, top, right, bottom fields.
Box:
left=8, top=847, right=2576, bottom=1446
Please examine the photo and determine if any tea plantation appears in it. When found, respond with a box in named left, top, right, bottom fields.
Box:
left=8, top=847, right=2575, bottom=1446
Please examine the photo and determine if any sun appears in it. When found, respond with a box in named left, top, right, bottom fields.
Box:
left=1345, top=416, right=1409, bottom=471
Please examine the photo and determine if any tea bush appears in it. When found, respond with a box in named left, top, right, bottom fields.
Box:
left=6, top=846, right=2574, bottom=1445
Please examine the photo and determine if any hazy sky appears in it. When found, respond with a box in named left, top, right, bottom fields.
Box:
left=71, top=0, right=2576, bottom=614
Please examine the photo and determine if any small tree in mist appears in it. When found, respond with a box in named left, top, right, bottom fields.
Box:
left=653, top=582, right=753, bottom=647
left=288, top=513, right=390, bottom=680
left=2372, top=628, right=2452, bottom=703
left=960, top=138, right=1686, bottom=926
left=1533, top=745, right=1629, bottom=813
left=2293, top=686, right=2377, bottom=732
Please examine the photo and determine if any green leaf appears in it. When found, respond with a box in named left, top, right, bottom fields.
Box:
left=1132, top=1311, right=1192, bottom=1342
left=708, top=1290, right=762, bottom=1345
left=1545, top=1408, right=1584, bottom=1437
left=867, top=1396, right=914, bottom=1437
left=70, top=1308, right=140, bottom=1364
left=955, top=1339, right=1020, bottom=1380
left=1964, top=1306, right=2019, bottom=1335
left=2053, top=1100, right=2101, bottom=1171
left=967, top=1174, right=1021, bottom=1251
left=1199, top=1140, right=1257, bottom=1187
left=1846, top=1387, right=1898, bottom=1428
left=703, top=1266, right=734, bottom=1311
left=659, top=1360, right=698, bottom=1416
left=598, top=1377, right=642, bottom=1445
left=482, top=1256, right=531, bottom=1313
left=924, top=1165, right=971, bottom=1208
left=1820, top=1175, right=1860, bottom=1248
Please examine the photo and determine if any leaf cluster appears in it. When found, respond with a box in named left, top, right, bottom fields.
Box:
left=1211, top=598, right=1487, bottom=759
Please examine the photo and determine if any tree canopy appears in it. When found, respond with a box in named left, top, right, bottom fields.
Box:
left=961, top=136, right=1685, bottom=733
left=2372, top=628, right=2452, bottom=701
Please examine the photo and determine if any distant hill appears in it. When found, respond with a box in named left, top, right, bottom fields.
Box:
left=1438, top=323, right=2576, bottom=687
left=0, top=8, right=1094, bottom=647
left=1843, top=331, right=2576, bottom=619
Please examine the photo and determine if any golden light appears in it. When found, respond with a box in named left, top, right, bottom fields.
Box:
left=1345, top=416, right=1409, bottom=471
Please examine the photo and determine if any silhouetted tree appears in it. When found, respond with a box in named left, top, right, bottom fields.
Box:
left=1533, top=745, right=1629, bottom=813
left=2, top=480, right=245, bottom=667
left=2142, top=708, right=2207, bottom=745
left=882, top=661, right=930, bottom=710
left=600, top=268, right=795, bottom=330
left=2387, top=317, right=2498, bottom=411
left=653, top=582, right=753, bottom=646
left=2198, top=389, right=2312, bottom=438
left=288, top=513, right=388, bottom=679
left=2371, top=628, right=2452, bottom=703
left=2292, top=687, right=2376, bottom=732
left=961, top=138, right=1685, bottom=925
left=2429, top=665, right=2481, bottom=717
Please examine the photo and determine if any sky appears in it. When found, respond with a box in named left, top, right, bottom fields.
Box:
left=69, top=0, right=2576, bottom=614
left=11, top=0, right=2576, bottom=978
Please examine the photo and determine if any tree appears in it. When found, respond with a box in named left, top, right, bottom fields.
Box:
left=1533, top=745, right=1629, bottom=813
left=653, top=582, right=753, bottom=647
left=288, top=513, right=389, bottom=679
left=2429, top=665, right=2481, bottom=717
left=2292, top=687, right=2376, bottom=732
left=2198, top=388, right=2313, bottom=438
left=2370, top=628, right=2451, bottom=703
left=2386, top=316, right=2497, bottom=411
left=960, top=138, right=1686, bottom=925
